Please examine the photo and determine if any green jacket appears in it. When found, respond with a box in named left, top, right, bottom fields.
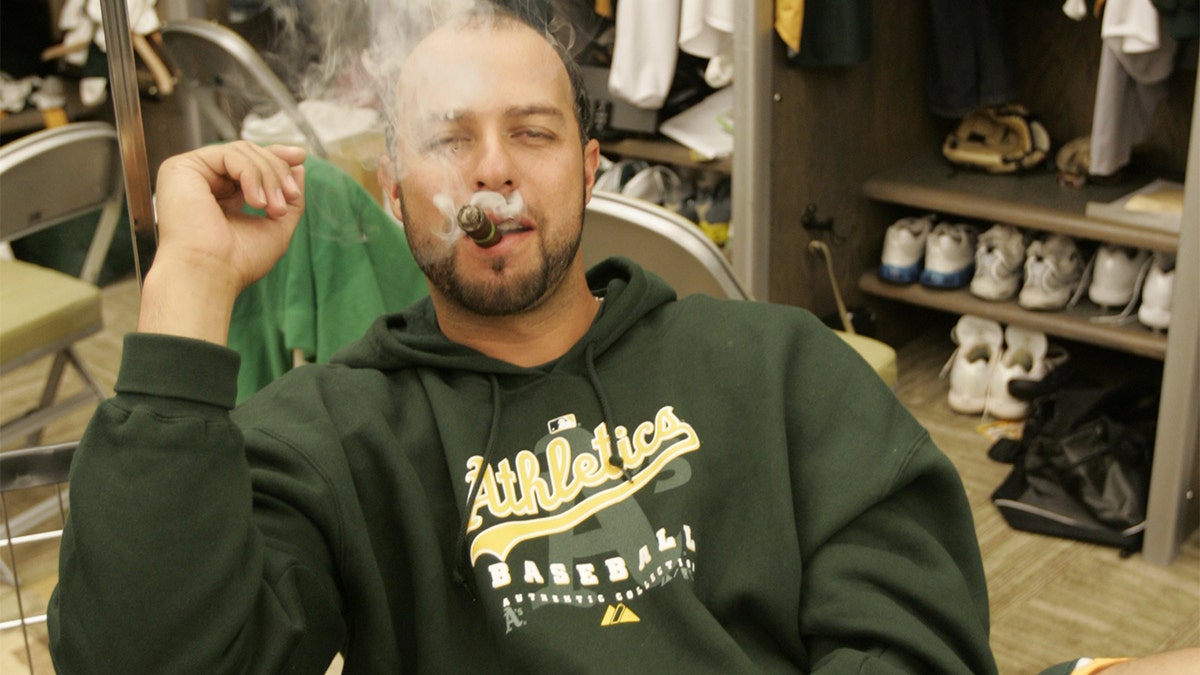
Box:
left=50, top=258, right=997, bottom=673
left=227, top=155, right=428, bottom=403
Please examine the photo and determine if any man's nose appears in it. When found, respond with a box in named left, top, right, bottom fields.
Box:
left=471, top=135, right=516, bottom=192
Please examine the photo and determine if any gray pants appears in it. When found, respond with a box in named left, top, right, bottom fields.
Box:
left=1089, top=24, right=1178, bottom=177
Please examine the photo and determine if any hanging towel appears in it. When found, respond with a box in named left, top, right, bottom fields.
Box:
left=1089, top=0, right=1178, bottom=176
left=679, top=0, right=736, bottom=88
left=775, top=0, right=806, bottom=52
left=608, top=0, right=681, bottom=109
left=1102, top=0, right=1166, bottom=53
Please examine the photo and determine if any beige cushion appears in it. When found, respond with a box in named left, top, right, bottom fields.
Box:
left=0, top=259, right=102, bottom=368
left=836, top=331, right=899, bottom=389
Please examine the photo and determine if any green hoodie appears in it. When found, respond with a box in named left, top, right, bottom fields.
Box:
left=50, top=258, right=996, bottom=674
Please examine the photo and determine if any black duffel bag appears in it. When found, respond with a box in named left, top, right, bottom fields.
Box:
left=990, top=378, right=1159, bottom=551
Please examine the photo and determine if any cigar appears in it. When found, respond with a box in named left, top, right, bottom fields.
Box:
left=456, top=204, right=502, bottom=247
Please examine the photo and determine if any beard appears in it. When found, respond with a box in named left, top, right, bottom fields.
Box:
left=399, top=189, right=584, bottom=317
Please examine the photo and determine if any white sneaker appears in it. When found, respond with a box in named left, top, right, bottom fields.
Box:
left=879, top=214, right=934, bottom=284
left=593, top=158, right=648, bottom=194
left=985, top=326, right=1048, bottom=420
left=622, top=165, right=686, bottom=208
left=1088, top=245, right=1151, bottom=308
left=1138, top=253, right=1174, bottom=330
left=970, top=224, right=1025, bottom=301
left=943, top=315, right=1004, bottom=415
left=921, top=223, right=977, bottom=289
left=1018, top=234, right=1084, bottom=310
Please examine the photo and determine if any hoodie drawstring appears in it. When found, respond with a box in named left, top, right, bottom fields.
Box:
left=452, top=345, right=628, bottom=599
left=452, top=375, right=504, bottom=601
left=585, top=343, right=633, bottom=482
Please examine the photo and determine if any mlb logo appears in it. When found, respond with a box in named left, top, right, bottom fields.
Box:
left=547, top=415, right=577, bottom=434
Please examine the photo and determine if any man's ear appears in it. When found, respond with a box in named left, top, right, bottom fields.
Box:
left=378, top=155, right=404, bottom=223
left=582, top=138, right=601, bottom=203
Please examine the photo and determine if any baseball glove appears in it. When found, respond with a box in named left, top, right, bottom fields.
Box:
left=942, top=104, right=1051, bottom=174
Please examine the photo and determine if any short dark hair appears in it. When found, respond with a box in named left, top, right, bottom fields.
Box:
left=378, top=2, right=595, bottom=164
left=466, top=3, right=594, bottom=145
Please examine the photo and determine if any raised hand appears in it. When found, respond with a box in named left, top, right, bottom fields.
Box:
left=138, top=141, right=307, bottom=344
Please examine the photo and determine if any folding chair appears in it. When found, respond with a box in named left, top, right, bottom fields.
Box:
left=1, top=121, right=124, bottom=446
left=0, top=441, right=76, bottom=674
left=581, top=191, right=897, bottom=386
left=582, top=191, right=751, bottom=300
left=161, top=18, right=328, bottom=156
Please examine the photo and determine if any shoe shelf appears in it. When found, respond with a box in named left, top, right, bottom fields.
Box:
left=860, top=151, right=1178, bottom=360
left=859, top=272, right=1167, bottom=359
left=599, top=137, right=733, bottom=174
left=862, top=152, right=1179, bottom=253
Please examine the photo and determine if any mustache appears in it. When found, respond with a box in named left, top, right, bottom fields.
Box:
left=432, top=189, right=527, bottom=243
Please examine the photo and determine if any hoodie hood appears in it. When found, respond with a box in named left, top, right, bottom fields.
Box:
left=331, top=257, right=676, bottom=374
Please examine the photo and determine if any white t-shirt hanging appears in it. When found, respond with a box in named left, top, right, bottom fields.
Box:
left=679, top=0, right=735, bottom=89
left=608, top=0, right=681, bottom=110
left=679, top=0, right=734, bottom=57
left=1101, top=0, right=1163, bottom=54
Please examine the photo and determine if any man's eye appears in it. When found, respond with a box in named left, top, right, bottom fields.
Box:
left=426, top=136, right=468, bottom=154
left=516, top=128, right=555, bottom=143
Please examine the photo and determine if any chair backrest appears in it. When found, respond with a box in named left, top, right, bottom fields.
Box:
left=161, top=18, right=328, bottom=156
left=582, top=190, right=752, bottom=300
left=0, top=122, right=125, bottom=284
left=580, top=192, right=899, bottom=386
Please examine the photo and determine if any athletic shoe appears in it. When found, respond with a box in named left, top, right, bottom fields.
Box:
left=878, top=212, right=931, bottom=281
left=1138, top=253, right=1175, bottom=330
left=1018, top=234, right=1084, bottom=310
left=943, top=314, right=1003, bottom=415
left=970, top=223, right=1025, bottom=301
left=1007, top=344, right=1078, bottom=401
left=921, top=223, right=977, bottom=289
left=622, top=164, right=686, bottom=208
left=985, top=326, right=1048, bottom=420
left=593, top=158, right=648, bottom=194
left=1088, top=245, right=1151, bottom=308
left=879, top=214, right=934, bottom=284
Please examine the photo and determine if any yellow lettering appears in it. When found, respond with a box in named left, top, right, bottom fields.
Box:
left=465, top=456, right=485, bottom=533
left=614, top=425, right=635, bottom=470
left=495, top=459, right=519, bottom=510
left=514, top=450, right=545, bottom=513
left=467, top=406, right=701, bottom=562
left=544, top=437, right=579, bottom=510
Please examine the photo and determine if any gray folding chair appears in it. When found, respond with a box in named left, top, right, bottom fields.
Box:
left=582, top=191, right=751, bottom=300
left=581, top=191, right=897, bottom=385
left=1, top=121, right=123, bottom=445
left=161, top=18, right=328, bottom=156
left=0, top=441, right=76, bottom=674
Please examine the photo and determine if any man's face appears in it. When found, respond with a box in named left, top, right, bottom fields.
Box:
left=388, top=19, right=600, bottom=317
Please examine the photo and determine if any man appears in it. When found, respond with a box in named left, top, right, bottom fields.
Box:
left=49, top=5, right=997, bottom=673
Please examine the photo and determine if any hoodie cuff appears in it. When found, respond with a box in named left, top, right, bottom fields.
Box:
left=115, top=333, right=241, bottom=409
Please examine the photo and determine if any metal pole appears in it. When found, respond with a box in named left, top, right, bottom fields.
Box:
left=98, top=0, right=157, bottom=285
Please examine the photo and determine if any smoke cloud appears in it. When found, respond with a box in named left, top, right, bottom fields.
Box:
left=246, top=0, right=570, bottom=251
